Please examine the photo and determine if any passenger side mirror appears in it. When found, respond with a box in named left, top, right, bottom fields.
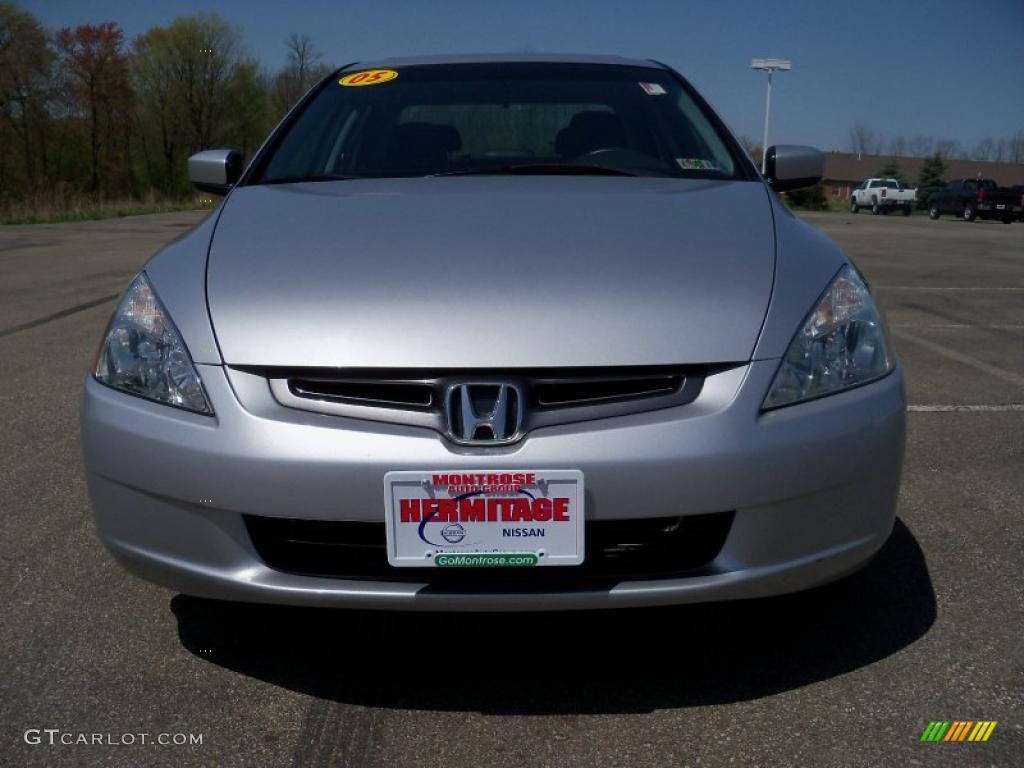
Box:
left=188, top=149, right=243, bottom=195
left=764, top=145, right=824, bottom=192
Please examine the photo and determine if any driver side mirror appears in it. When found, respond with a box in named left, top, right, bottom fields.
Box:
left=764, top=145, right=824, bottom=192
left=188, top=149, right=243, bottom=195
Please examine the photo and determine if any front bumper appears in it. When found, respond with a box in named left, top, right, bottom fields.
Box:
left=81, top=361, right=906, bottom=611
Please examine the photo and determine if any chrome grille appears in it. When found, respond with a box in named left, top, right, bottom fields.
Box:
left=239, top=365, right=730, bottom=442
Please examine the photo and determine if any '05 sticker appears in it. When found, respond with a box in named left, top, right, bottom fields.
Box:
left=339, top=69, right=398, bottom=86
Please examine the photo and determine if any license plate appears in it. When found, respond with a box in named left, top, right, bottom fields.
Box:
left=997, top=204, right=1006, bottom=210
left=383, top=470, right=584, bottom=567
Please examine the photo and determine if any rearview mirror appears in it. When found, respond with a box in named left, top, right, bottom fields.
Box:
left=188, top=149, right=243, bottom=195
left=764, top=145, right=823, bottom=192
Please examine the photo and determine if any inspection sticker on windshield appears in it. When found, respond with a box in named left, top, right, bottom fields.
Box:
left=639, top=82, right=666, bottom=95
left=339, top=69, right=398, bottom=86
left=383, top=470, right=584, bottom=567
left=677, top=157, right=720, bottom=171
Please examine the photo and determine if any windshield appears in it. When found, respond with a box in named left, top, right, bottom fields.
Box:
left=251, top=63, right=745, bottom=182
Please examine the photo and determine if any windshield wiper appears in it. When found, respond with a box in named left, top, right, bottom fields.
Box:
left=261, top=173, right=363, bottom=185
left=427, top=163, right=640, bottom=178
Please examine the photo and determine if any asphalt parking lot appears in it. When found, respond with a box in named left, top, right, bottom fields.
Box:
left=1, top=209, right=1021, bottom=767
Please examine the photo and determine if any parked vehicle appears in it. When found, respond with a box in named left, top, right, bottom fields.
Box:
left=81, top=54, right=905, bottom=611
left=928, top=178, right=1020, bottom=223
left=850, top=178, right=916, bottom=215
left=1010, top=186, right=1024, bottom=222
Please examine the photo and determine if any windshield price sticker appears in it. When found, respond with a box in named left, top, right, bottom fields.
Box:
left=339, top=69, right=399, bottom=86
left=639, top=82, right=666, bottom=95
left=383, top=470, right=585, bottom=567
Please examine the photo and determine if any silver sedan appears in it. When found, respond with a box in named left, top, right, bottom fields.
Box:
left=81, top=54, right=905, bottom=610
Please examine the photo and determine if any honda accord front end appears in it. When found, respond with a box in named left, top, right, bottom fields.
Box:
left=81, top=55, right=905, bottom=610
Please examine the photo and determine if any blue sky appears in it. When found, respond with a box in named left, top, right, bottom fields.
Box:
left=22, top=0, right=1024, bottom=153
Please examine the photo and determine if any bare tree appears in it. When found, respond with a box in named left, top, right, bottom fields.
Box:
left=849, top=125, right=885, bottom=156
left=888, top=136, right=908, bottom=157
left=270, top=33, right=331, bottom=118
left=285, top=33, right=320, bottom=88
left=849, top=124, right=876, bottom=157
left=971, top=138, right=995, bottom=162
left=907, top=135, right=934, bottom=158
left=993, top=138, right=1008, bottom=163
left=934, top=139, right=962, bottom=160
left=1009, top=130, right=1024, bottom=164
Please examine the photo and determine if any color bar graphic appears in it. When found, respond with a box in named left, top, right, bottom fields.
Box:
left=943, top=721, right=972, bottom=741
left=968, top=721, right=998, bottom=742
left=921, top=721, right=997, bottom=742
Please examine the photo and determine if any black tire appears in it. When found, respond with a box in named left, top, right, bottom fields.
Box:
left=871, top=197, right=880, bottom=215
left=1003, top=215, right=1013, bottom=224
left=903, top=205, right=912, bottom=216
left=929, top=203, right=940, bottom=220
left=850, top=199, right=859, bottom=214
left=963, top=203, right=977, bottom=222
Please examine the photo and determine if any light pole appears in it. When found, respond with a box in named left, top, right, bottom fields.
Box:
left=751, top=58, right=791, bottom=174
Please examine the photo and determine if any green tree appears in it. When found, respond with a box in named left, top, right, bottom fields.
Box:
left=131, top=25, right=184, bottom=193
left=131, top=13, right=269, bottom=195
left=0, top=2, right=56, bottom=197
left=916, top=153, right=947, bottom=209
left=55, top=22, right=133, bottom=194
left=226, top=60, right=271, bottom=160
left=875, top=160, right=907, bottom=185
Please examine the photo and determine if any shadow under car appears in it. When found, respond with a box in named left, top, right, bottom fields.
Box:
left=171, top=517, right=934, bottom=715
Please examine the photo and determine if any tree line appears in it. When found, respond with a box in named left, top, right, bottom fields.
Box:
left=739, top=125, right=1024, bottom=168
left=0, top=3, right=332, bottom=214
left=848, top=123, right=1024, bottom=163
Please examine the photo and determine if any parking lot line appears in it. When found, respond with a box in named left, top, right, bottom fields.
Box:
left=876, top=286, right=1024, bottom=291
left=890, top=324, right=1024, bottom=329
left=890, top=328, right=1024, bottom=389
left=907, top=404, right=1024, bottom=412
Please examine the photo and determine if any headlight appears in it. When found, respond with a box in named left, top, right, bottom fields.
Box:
left=763, top=265, right=893, bottom=409
left=94, top=273, right=213, bottom=414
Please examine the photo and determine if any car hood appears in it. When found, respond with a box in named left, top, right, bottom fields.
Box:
left=207, top=177, right=775, bottom=368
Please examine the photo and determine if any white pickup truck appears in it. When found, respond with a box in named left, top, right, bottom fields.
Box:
left=850, top=178, right=917, bottom=215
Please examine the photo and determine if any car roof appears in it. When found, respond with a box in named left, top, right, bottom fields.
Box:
left=344, top=53, right=665, bottom=70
